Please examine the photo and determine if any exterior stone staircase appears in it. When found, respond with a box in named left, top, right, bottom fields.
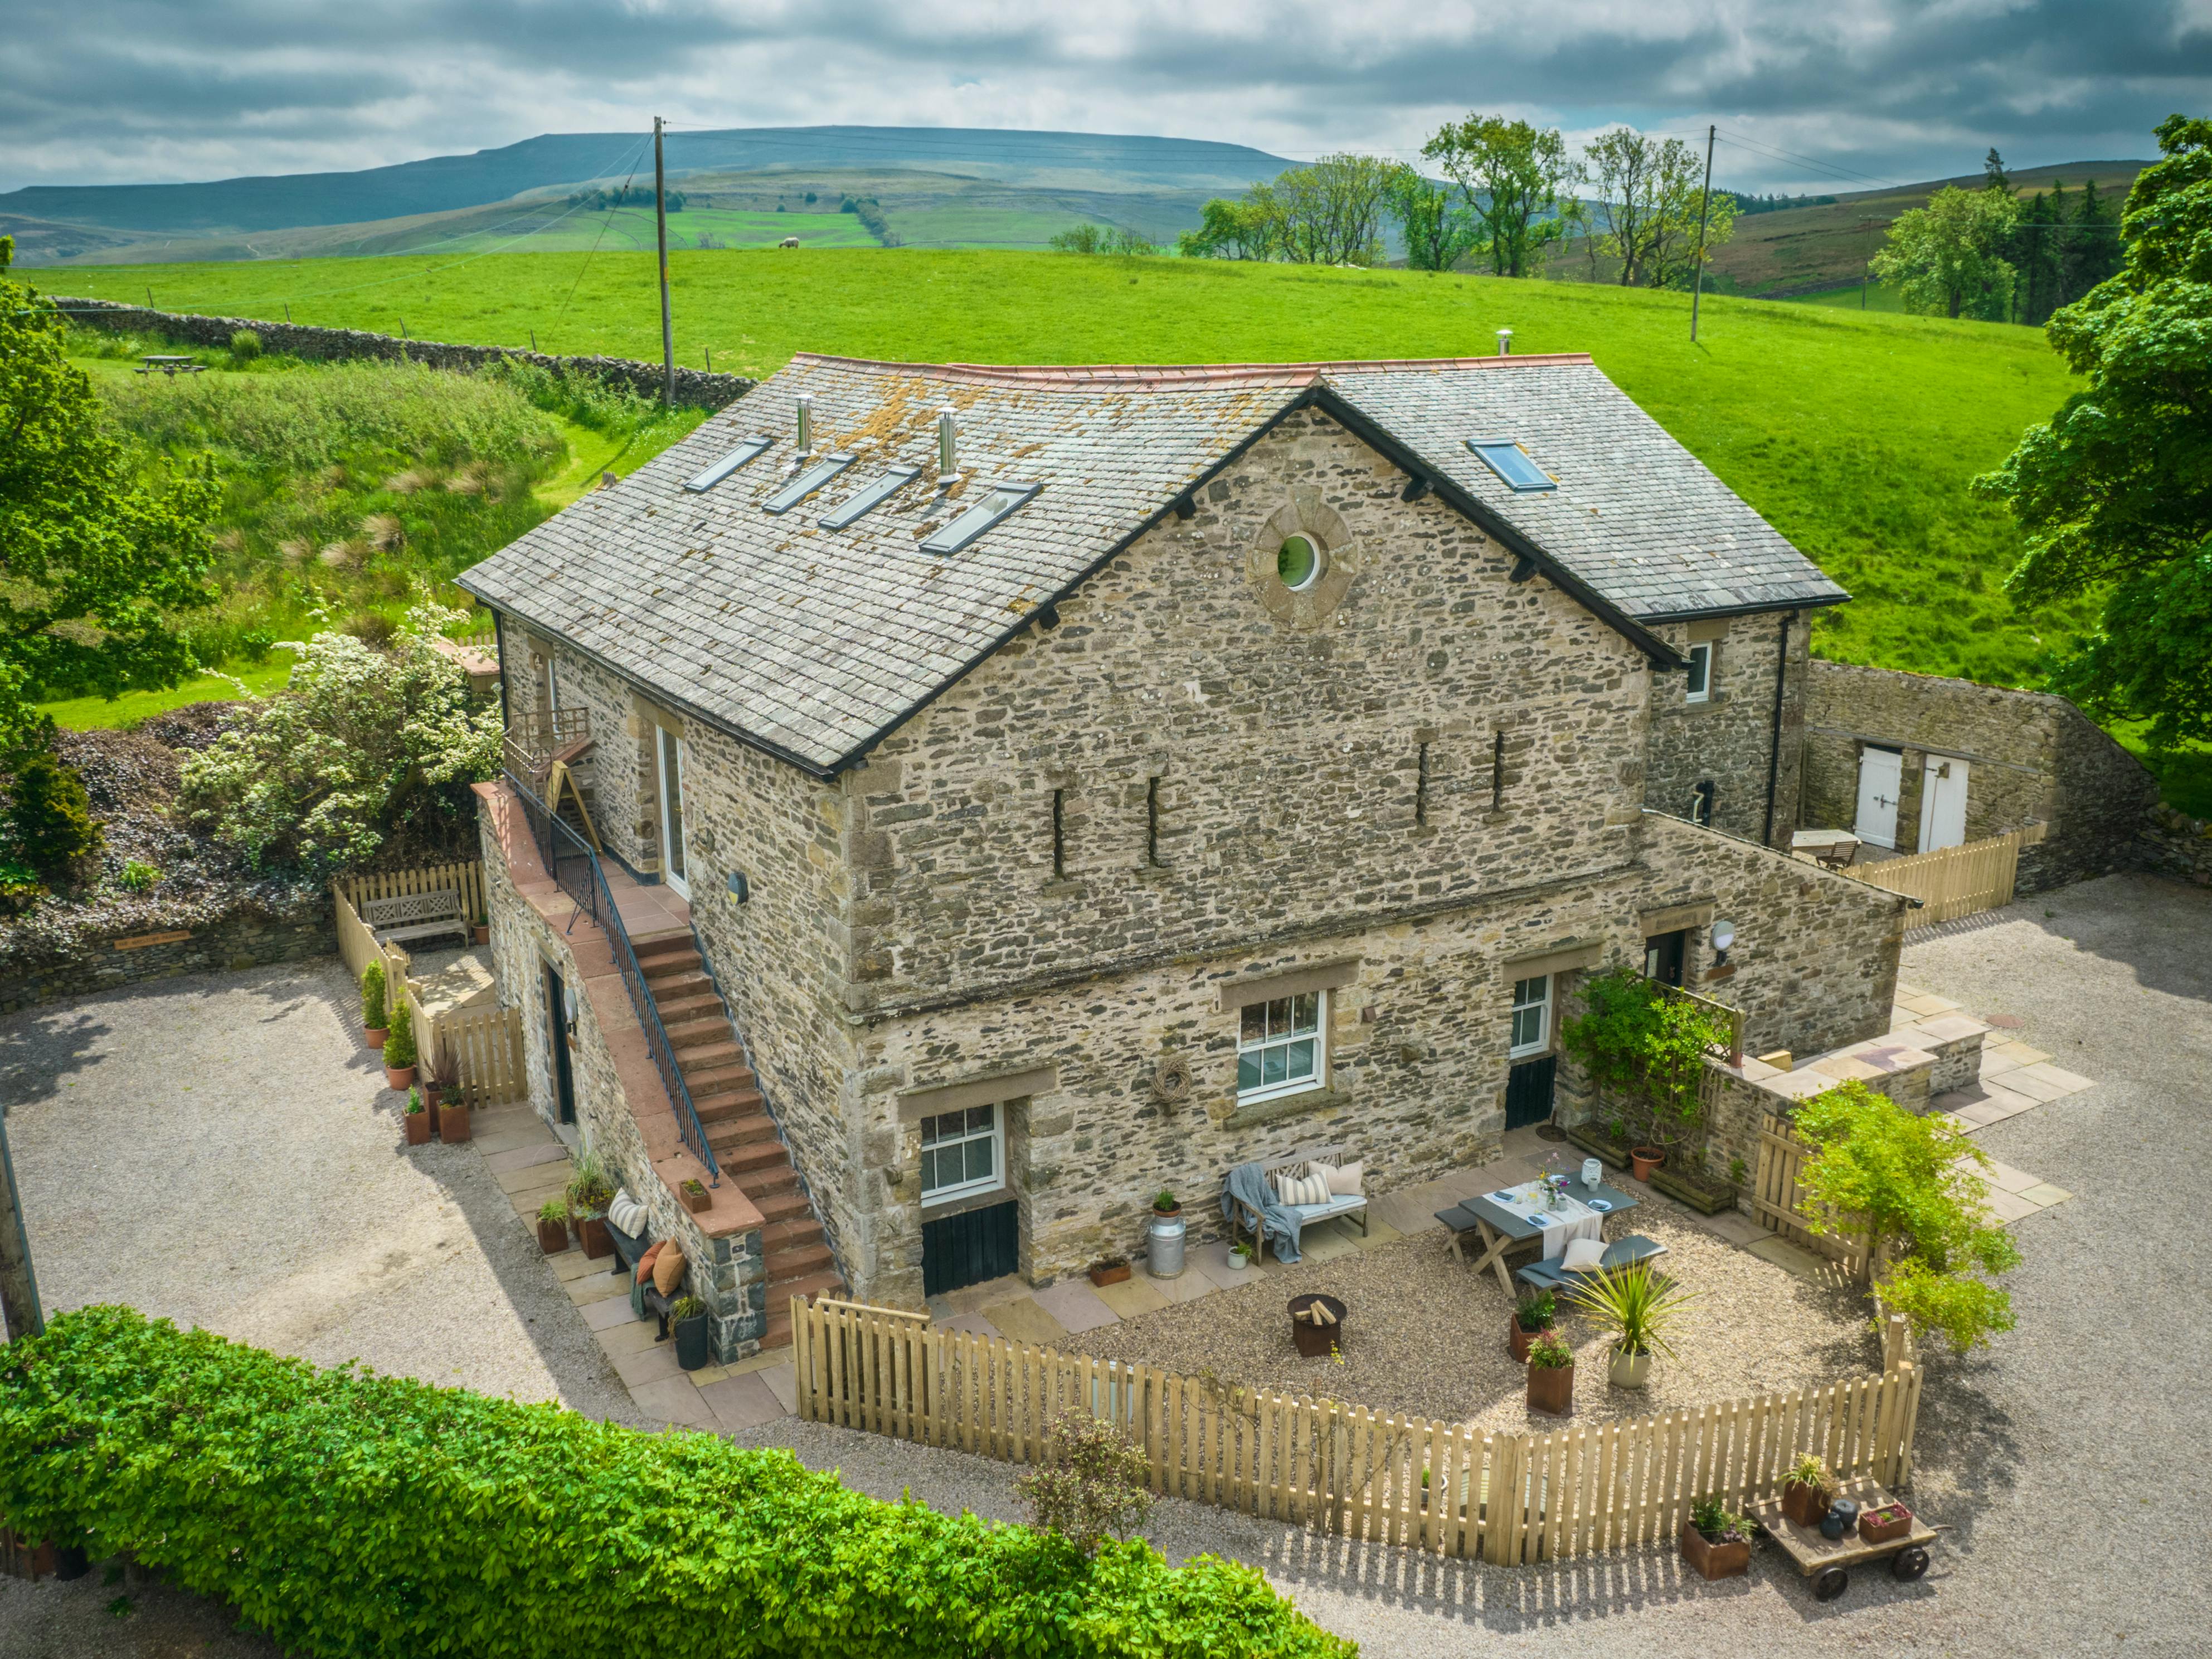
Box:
left=633, top=931, right=842, bottom=1348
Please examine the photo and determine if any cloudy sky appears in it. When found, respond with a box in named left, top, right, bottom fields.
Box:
left=3, top=0, right=2206, bottom=194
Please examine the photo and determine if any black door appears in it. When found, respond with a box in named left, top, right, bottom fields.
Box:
left=1644, top=929, right=1686, bottom=988
left=543, top=962, right=576, bottom=1125
left=1505, top=1054, right=1557, bottom=1130
left=922, top=1199, right=1019, bottom=1297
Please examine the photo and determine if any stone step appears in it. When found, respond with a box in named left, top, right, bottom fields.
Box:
left=649, top=987, right=725, bottom=1021
left=762, top=1216, right=825, bottom=1252
left=642, top=969, right=716, bottom=1001
left=691, top=1088, right=765, bottom=1127
left=684, top=1062, right=757, bottom=1098
left=747, top=1186, right=811, bottom=1224
left=703, top=1107, right=779, bottom=1145
left=718, top=1138, right=794, bottom=1176
left=639, top=948, right=702, bottom=979
left=661, top=1014, right=733, bottom=1049
left=675, top=1038, right=744, bottom=1071
left=765, top=1239, right=835, bottom=1281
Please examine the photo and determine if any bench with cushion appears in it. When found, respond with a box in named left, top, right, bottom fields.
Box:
left=1225, top=1145, right=1368, bottom=1264
left=361, top=887, right=471, bottom=951
left=1515, top=1233, right=1669, bottom=1297
left=605, top=1199, right=680, bottom=1337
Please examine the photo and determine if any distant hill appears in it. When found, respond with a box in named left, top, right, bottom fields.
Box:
left=0, top=125, right=1299, bottom=265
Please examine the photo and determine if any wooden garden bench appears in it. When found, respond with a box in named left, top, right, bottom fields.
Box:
left=361, top=888, right=470, bottom=950
left=1224, top=1144, right=1368, bottom=1264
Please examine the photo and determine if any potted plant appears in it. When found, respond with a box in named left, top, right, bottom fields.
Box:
left=1780, top=1453, right=1833, bottom=1529
left=1630, top=1144, right=1665, bottom=1182
left=1680, top=1495, right=1754, bottom=1579
left=670, top=1295, right=711, bottom=1371
left=361, top=961, right=388, bottom=1048
left=567, top=1152, right=615, bottom=1258
left=1152, top=1190, right=1181, bottom=1218
left=1859, top=1500, right=1914, bottom=1545
left=1525, top=1331, right=1574, bottom=1414
left=437, top=1085, right=471, bottom=1145
left=471, top=908, right=490, bottom=946
left=1509, top=1288, right=1557, bottom=1363
left=536, top=1199, right=570, bottom=1254
left=381, top=998, right=417, bottom=1091
left=1146, top=1190, right=1186, bottom=1279
left=424, top=1048, right=459, bottom=1115
left=680, top=1177, right=711, bottom=1214
left=1565, top=1261, right=1701, bottom=1388
left=402, top=1087, right=431, bottom=1146
left=1087, top=1256, right=1131, bottom=1287
left=1223, top=1240, right=1255, bottom=1278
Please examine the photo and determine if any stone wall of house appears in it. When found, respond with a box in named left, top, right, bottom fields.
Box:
left=56, top=298, right=754, bottom=410
left=1800, top=660, right=2158, bottom=890
left=0, top=896, right=334, bottom=1015
left=1641, top=610, right=1809, bottom=848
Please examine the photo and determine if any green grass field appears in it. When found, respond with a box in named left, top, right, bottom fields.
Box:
left=1785, top=279, right=1909, bottom=314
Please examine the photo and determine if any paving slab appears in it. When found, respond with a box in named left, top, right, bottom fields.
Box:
left=549, top=1247, right=599, bottom=1281
left=612, top=1341, right=684, bottom=1388
left=583, top=1292, right=645, bottom=1330
left=1090, top=1275, right=1170, bottom=1319
left=566, top=1270, right=629, bottom=1307
left=626, top=1375, right=718, bottom=1429
left=2014, top=1060, right=2095, bottom=1096
left=980, top=1293, right=1072, bottom=1348
left=1694, top=1209, right=1766, bottom=1246
left=699, top=1371, right=785, bottom=1432
left=473, top=1127, right=559, bottom=1154
left=1980, top=1160, right=2044, bottom=1195
left=1296, top=1225, right=1360, bottom=1262
left=2019, top=1182, right=2073, bottom=1208
left=1995, top=1066, right=2074, bottom=1103
left=1988, top=1039, right=2052, bottom=1068
left=483, top=1142, right=572, bottom=1174
left=1348, top=1218, right=1406, bottom=1253
left=1985, top=1186, right=2043, bottom=1223
left=934, top=1308, right=1004, bottom=1340
left=594, top=1318, right=664, bottom=1359
left=758, top=1361, right=799, bottom=1415
left=1032, top=1276, right=1122, bottom=1333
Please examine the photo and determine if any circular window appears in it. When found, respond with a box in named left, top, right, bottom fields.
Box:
left=1277, top=534, right=1323, bottom=592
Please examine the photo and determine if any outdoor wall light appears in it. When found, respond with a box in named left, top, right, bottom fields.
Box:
left=562, top=986, right=578, bottom=1034
left=1710, top=919, right=1737, bottom=966
left=726, top=869, right=751, bottom=904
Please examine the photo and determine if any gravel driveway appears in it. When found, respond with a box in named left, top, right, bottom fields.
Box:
left=1, top=873, right=2205, bottom=1657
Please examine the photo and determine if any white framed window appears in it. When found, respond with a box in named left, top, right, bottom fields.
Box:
left=1684, top=642, right=1714, bottom=703
left=1510, top=975, right=1551, bottom=1058
left=920, top=1103, right=1003, bottom=1206
left=1237, top=992, right=1325, bottom=1102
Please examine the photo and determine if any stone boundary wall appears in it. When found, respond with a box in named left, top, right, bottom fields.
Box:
left=0, top=896, right=334, bottom=1015
left=51, top=297, right=757, bottom=411
left=2142, top=804, right=2212, bottom=887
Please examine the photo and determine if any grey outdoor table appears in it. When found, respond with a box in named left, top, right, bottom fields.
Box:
left=1433, top=1173, right=1640, bottom=1293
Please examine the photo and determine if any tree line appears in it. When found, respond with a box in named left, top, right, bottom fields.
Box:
left=1167, top=117, right=1737, bottom=287
left=1870, top=150, right=2122, bottom=323
left=565, top=185, right=686, bottom=213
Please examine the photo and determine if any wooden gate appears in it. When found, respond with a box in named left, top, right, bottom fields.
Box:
left=1854, top=824, right=2043, bottom=930
left=1752, top=1114, right=1868, bottom=1277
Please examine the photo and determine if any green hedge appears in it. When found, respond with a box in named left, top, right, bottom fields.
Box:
left=0, top=1309, right=1349, bottom=1658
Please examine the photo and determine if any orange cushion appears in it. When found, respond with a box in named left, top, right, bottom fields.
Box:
left=652, top=1243, right=686, bottom=1297
left=634, top=1242, right=663, bottom=1285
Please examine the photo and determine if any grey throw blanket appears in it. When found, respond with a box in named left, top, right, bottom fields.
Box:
left=1222, top=1161, right=1303, bottom=1264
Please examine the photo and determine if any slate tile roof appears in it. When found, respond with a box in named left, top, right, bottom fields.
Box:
left=456, top=352, right=1845, bottom=775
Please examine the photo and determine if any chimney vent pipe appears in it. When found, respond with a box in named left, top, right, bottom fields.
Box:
left=1496, top=328, right=1513, bottom=357
left=795, top=393, right=814, bottom=457
left=937, top=406, right=960, bottom=482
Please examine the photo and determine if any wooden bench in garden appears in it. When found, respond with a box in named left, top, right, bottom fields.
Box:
left=361, top=888, right=470, bottom=951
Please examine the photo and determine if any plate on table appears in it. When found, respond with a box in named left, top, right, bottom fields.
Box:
left=1589, top=1199, right=1613, bottom=1212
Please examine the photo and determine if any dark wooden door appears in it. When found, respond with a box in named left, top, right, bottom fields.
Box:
left=1505, top=1054, right=1557, bottom=1130
left=1644, top=929, right=1686, bottom=988
left=543, top=962, right=576, bottom=1125
left=922, top=1200, right=1019, bottom=1297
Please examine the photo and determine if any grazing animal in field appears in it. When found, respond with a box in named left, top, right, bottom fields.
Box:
left=780, top=236, right=800, bottom=249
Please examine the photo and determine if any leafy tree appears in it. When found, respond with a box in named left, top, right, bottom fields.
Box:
left=2013, top=184, right=2067, bottom=323
left=1559, top=969, right=1733, bottom=1153
left=1793, top=1081, right=2021, bottom=1354
left=1384, top=164, right=1481, bottom=273
left=177, top=601, right=502, bottom=870
left=7, top=746, right=100, bottom=882
left=1269, top=154, right=1398, bottom=265
left=2062, top=177, right=2123, bottom=297
left=1177, top=194, right=1279, bottom=260
left=1982, top=147, right=2012, bottom=194
left=1422, top=114, right=1578, bottom=277
left=1870, top=184, right=2019, bottom=319
left=1581, top=129, right=1735, bottom=289
left=1977, top=115, right=2212, bottom=747
left=0, top=237, right=217, bottom=758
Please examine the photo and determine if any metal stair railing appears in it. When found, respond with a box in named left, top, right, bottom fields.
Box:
left=506, top=771, right=721, bottom=1185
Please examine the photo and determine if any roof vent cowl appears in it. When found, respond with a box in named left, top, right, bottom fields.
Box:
left=795, top=393, right=814, bottom=459
left=937, top=406, right=961, bottom=484
left=1496, top=328, right=1513, bottom=358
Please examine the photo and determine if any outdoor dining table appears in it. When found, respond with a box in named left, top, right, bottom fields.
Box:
left=135, top=355, right=205, bottom=376
left=1434, top=1172, right=1640, bottom=1293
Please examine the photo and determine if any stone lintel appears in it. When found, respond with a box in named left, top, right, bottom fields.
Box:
left=1639, top=900, right=1714, bottom=935
left=1501, top=939, right=1604, bottom=981
left=897, top=1063, right=1058, bottom=1122
left=1217, top=956, right=1360, bottom=1011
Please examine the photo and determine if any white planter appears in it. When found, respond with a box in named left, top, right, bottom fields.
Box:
left=1223, top=1251, right=1252, bottom=1277
left=1609, top=1346, right=1652, bottom=1389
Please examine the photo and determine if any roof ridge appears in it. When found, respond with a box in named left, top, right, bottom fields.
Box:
left=782, top=352, right=1595, bottom=388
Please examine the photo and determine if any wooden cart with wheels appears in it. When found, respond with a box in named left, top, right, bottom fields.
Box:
left=1747, top=1478, right=1939, bottom=1602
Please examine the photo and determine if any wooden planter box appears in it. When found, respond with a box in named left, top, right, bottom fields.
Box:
left=1088, top=1261, right=1130, bottom=1287
left=1526, top=1360, right=1574, bottom=1415
left=1563, top=1123, right=1632, bottom=1171
left=1781, top=1481, right=1831, bottom=1529
left=1859, top=1503, right=1914, bottom=1545
left=1679, top=1519, right=1752, bottom=1579
left=577, top=1214, right=612, bottom=1259
left=1649, top=1164, right=1741, bottom=1216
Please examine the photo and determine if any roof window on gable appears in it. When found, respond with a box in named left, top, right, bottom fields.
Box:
left=762, top=452, right=856, bottom=515
left=918, top=481, right=1040, bottom=556
left=1467, top=439, right=1556, bottom=493
left=818, top=464, right=921, bottom=531
left=682, top=436, right=772, bottom=493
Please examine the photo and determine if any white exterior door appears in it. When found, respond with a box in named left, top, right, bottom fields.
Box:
left=657, top=727, right=691, bottom=899
left=1918, top=756, right=1970, bottom=852
left=1855, top=747, right=1903, bottom=849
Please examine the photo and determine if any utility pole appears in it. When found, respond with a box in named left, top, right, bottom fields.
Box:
left=654, top=117, right=675, bottom=409
left=1689, top=124, right=1716, bottom=343
left=0, top=1105, right=45, bottom=1341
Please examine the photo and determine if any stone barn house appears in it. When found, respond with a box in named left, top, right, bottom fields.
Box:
left=456, top=351, right=1914, bottom=1358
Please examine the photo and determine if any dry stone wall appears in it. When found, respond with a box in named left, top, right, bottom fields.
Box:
left=1641, top=611, right=1809, bottom=848
left=0, top=895, right=333, bottom=1015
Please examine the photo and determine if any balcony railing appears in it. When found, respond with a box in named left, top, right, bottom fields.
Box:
left=507, top=770, right=721, bottom=1185
left=504, top=706, right=591, bottom=790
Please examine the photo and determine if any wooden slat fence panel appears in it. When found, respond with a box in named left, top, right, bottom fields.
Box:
left=1854, top=826, right=2037, bottom=929
left=337, top=860, right=486, bottom=927
left=791, top=1297, right=1919, bottom=1566
left=1752, top=1113, right=1870, bottom=1274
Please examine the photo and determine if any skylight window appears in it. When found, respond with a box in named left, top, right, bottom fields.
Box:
left=919, top=482, right=1040, bottom=556
left=682, top=436, right=771, bottom=493
left=1467, top=440, right=1556, bottom=493
left=818, top=465, right=921, bottom=531
left=761, top=452, right=856, bottom=515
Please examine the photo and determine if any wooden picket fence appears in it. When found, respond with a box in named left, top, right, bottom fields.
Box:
left=1752, top=1113, right=1870, bottom=1278
left=1854, top=824, right=2041, bottom=929
left=432, top=1002, right=527, bottom=1105
left=336, top=860, right=488, bottom=929
left=792, top=1297, right=1921, bottom=1565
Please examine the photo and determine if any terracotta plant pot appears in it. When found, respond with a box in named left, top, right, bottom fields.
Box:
left=1609, top=1346, right=1652, bottom=1389
left=536, top=1217, right=569, bottom=1254
left=1679, top=1519, right=1751, bottom=1580
left=403, top=1111, right=431, bottom=1147
left=1510, top=1316, right=1549, bottom=1364
left=1526, top=1359, right=1574, bottom=1415
left=680, top=1179, right=712, bottom=1214
left=364, top=1026, right=388, bottom=1049
left=1287, top=1293, right=1346, bottom=1359
left=438, top=1102, right=471, bottom=1144
left=577, top=1214, right=612, bottom=1259
left=1781, top=1481, right=1832, bottom=1529
left=1088, top=1261, right=1131, bottom=1287
left=1630, top=1146, right=1665, bottom=1182
left=384, top=1063, right=416, bottom=1091
left=472, top=925, right=490, bottom=946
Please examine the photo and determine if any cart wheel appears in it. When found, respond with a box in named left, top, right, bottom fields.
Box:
left=1814, top=1566, right=1850, bottom=1601
left=1890, top=1545, right=1929, bottom=1582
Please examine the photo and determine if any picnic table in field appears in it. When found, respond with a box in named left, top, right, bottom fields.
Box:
left=135, top=354, right=206, bottom=377
left=1435, top=1171, right=1640, bottom=1292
